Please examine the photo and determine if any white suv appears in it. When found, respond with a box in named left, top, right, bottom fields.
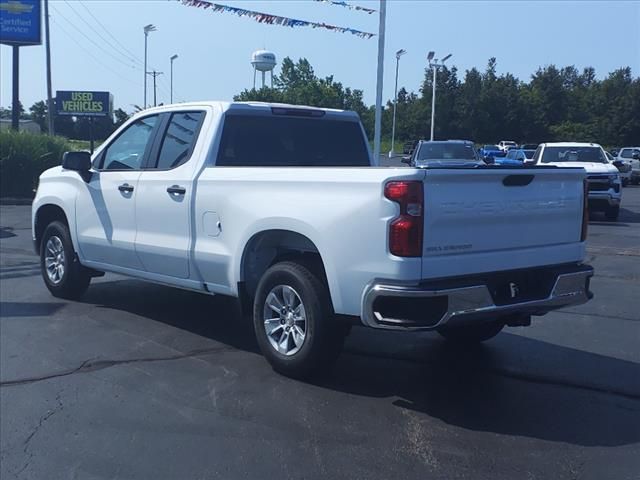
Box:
left=532, top=142, right=622, bottom=221
left=615, top=147, right=640, bottom=185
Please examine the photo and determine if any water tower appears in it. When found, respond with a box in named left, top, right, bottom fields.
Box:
left=252, top=50, right=277, bottom=89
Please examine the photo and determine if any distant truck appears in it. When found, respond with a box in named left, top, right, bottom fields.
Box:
left=531, top=142, right=622, bottom=221
left=498, top=140, right=517, bottom=152
left=32, top=101, right=594, bottom=378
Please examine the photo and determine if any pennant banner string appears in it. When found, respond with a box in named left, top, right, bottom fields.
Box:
left=179, top=0, right=376, bottom=39
left=312, top=0, right=376, bottom=14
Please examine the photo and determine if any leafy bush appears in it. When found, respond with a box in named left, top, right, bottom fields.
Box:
left=0, top=130, right=72, bottom=198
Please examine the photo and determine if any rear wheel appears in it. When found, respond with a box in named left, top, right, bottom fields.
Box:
left=40, top=221, right=91, bottom=299
left=605, top=205, right=620, bottom=221
left=437, top=321, right=504, bottom=344
left=253, top=260, right=345, bottom=379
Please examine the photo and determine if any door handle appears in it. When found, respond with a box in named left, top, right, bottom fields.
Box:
left=118, top=183, right=134, bottom=193
left=167, top=185, right=186, bottom=195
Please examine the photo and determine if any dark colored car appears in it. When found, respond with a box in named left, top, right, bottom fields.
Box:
left=478, top=144, right=506, bottom=161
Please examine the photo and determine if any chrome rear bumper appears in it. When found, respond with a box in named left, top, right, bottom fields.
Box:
left=362, top=265, right=593, bottom=331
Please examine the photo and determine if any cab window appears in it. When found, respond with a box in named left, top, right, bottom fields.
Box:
left=154, top=111, right=205, bottom=169
left=101, top=116, right=159, bottom=170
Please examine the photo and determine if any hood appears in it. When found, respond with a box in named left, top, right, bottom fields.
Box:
left=542, top=161, right=618, bottom=174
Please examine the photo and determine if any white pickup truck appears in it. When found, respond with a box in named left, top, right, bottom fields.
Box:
left=32, top=102, right=594, bottom=378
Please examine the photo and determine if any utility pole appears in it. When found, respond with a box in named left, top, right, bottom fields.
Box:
left=44, top=0, right=54, bottom=135
left=427, top=51, right=452, bottom=141
left=147, top=70, right=163, bottom=107
left=11, top=46, right=19, bottom=130
left=170, top=54, right=178, bottom=104
left=372, top=0, right=386, bottom=165
left=389, top=49, right=406, bottom=158
left=143, top=24, right=156, bottom=108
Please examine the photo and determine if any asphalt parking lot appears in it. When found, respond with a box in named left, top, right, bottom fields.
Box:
left=1, top=187, right=639, bottom=480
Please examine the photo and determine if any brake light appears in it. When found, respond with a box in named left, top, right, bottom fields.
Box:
left=581, top=178, right=589, bottom=241
left=384, top=181, right=423, bottom=257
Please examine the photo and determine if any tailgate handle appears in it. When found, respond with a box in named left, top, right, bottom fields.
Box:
left=503, top=174, right=534, bottom=186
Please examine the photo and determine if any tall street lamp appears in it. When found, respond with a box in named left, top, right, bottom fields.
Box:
left=428, top=51, right=452, bottom=141
left=170, top=54, right=178, bottom=104
left=143, top=24, right=156, bottom=109
left=389, top=48, right=406, bottom=158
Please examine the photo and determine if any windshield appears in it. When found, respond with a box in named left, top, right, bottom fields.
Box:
left=484, top=145, right=499, bottom=150
left=416, top=143, right=477, bottom=162
left=523, top=150, right=535, bottom=159
left=541, top=146, right=606, bottom=163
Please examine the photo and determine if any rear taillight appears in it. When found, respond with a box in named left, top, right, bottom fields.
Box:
left=384, top=181, right=423, bottom=257
left=581, top=178, right=589, bottom=241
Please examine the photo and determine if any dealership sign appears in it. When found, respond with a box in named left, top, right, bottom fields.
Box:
left=0, top=0, right=41, bottom=46
left=56, top=91, right=113, bottom=117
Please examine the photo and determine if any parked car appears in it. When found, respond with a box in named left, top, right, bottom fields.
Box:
left=498, top=140, right=517, bottom=152
left=478, top=144, right=506, bottom=161
left=531, top=142, right=622, bottom=220
left=491, top=148, right=534, bottom=166
left=405, top=140, right=481, bottom=167
left=615, top=147, right=640, bottom=185
left=32, top=101, right=594, bottom=378
left=403, top=140, right=419, bottom=155
left=607, top=151, right=631, bottom=186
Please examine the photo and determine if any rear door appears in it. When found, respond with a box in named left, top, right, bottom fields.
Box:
left=420, top=167, right=585, bottom=277
left=134, top=110, right=207, bottom=279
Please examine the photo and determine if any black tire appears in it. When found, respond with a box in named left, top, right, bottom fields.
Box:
left=40, top=221, right=91, bottom=299
left=605, top=205, right=620, bottom=221
left=253, top=260, right=344, bottom=379
left=437, top=321, right=504, bottom=344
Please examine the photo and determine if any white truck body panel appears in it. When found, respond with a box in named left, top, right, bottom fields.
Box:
left=33, top=101, right=592, bottom=325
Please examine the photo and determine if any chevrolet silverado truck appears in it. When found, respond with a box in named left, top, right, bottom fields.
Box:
left=32, top=102, right=594, bottom=378
left=531, top=142, right=622, bottom=221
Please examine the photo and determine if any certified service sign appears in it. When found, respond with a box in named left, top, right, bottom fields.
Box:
left=0, top=0, right=42, bottom=46
left=56, top=91, right=113, bottom=117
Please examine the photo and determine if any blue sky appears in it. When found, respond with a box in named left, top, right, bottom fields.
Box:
left=1, top=0, right=639, bottom=113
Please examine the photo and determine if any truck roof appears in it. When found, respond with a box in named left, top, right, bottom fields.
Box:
left=134, top=101, right=359, bottom=119
left=542, top=142, right=602, bottom=148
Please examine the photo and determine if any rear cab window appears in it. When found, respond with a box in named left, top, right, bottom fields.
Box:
left=215, top=109, right=370, bottom=167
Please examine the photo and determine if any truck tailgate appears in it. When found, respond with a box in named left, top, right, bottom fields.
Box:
left=421, top=167, right=586, bottom=278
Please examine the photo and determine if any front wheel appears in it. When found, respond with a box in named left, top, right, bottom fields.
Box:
left=40, top=221, right=91, bottom=299
left=437, top=321, right=504, bottom=344
left=253, top=261, right=344, bottom=379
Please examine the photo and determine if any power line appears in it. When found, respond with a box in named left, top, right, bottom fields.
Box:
left=50, top=16, right=140, bottom=88
left=63, top=0, right=143, bottom=68
left=77, top=0, right=145, bottom=67
left=50, top=4, right=137, bottom=71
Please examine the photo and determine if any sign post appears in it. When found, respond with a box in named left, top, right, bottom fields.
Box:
left=0, top=0, right=43, bottom=131
left=55, top=90, right=113, bottom=153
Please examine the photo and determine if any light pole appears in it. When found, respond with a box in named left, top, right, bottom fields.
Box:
left=143, top=24, right=156, bottom=109
left=389, top=48, right=406, bottom=158
left=170, top=54, right=178, bottom=104
left=427, top=51, right=452, bottom=141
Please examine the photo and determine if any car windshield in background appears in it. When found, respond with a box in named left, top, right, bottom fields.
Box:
left=484, top=145, right=499, bottom=150
left=417, top=143, right=477, bottom=162
left=541, top=146, right=606, bottom=163
left=523, top=150, right=535, bottom=159
left=216, top=114, right=370, bottom=167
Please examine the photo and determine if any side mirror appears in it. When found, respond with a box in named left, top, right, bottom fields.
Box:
left=401, top=156, right=411, bottom=164
left=62, top=151, right=92, bottom=172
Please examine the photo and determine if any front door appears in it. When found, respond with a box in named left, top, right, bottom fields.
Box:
left=75, top=114, right=160, bottom=270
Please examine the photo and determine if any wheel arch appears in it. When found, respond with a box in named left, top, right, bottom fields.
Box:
left=34, top=203, right=71, bottom=254
left=239, top=229, right=332, bottom=307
